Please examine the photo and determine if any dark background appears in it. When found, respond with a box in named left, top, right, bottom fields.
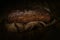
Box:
left=0, top=0, right=60, bottom=40
left=0, top=0, right=60, bottom=21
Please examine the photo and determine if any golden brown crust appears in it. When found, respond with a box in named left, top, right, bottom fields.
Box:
left=7, top=10, right=51, bottom=23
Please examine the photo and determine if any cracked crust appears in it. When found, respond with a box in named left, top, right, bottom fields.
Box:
left=7, top=10, right=51, bottom=23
